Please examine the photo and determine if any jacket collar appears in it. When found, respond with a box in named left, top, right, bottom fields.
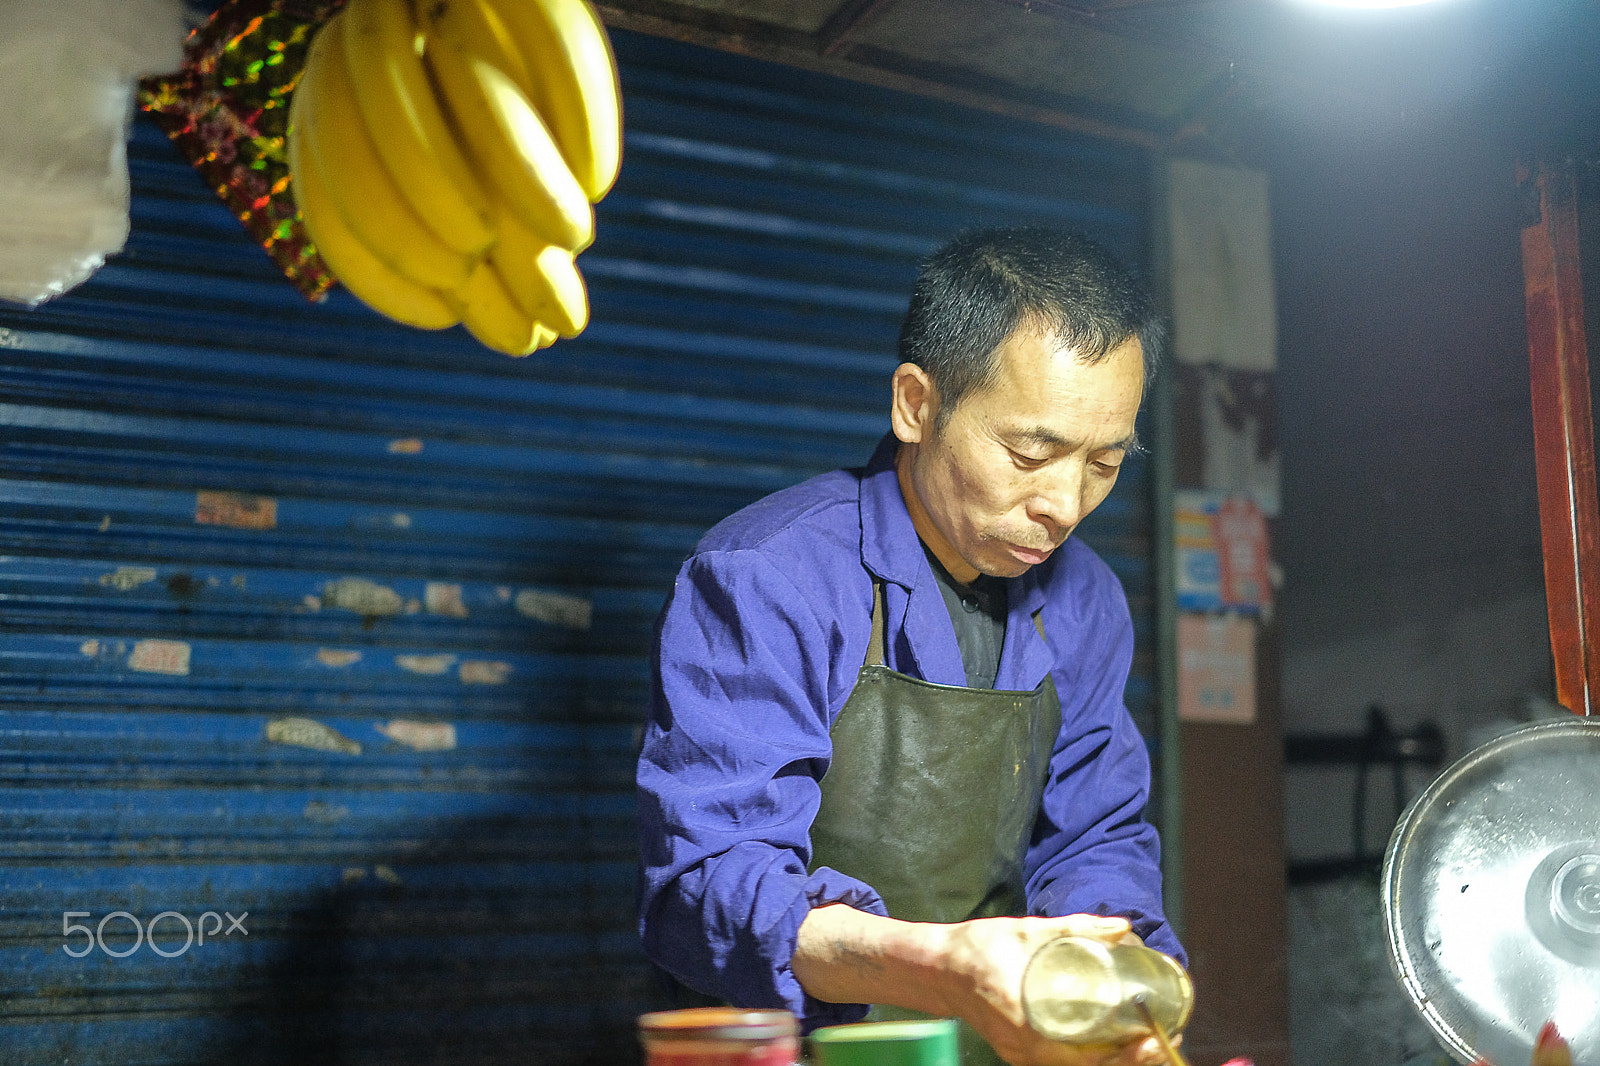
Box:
left=859, top=433, right=922, bottom=590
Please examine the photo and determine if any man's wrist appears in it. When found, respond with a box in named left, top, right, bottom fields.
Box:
left=913, top=918, right=963, bottom=1018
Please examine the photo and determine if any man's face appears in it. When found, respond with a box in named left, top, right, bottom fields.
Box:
left=892, top=325, right=1146, bottom=582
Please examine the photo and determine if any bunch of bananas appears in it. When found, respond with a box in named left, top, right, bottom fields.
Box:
left=287, top=0, right=620, bottom=355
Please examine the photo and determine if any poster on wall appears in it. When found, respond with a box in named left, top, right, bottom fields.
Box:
left=1177, top=613, right=1256, bottom=725
left=1175, top=489, right=1272, bottom=613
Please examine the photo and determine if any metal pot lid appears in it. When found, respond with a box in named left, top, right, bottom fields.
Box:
left=1383, top=717, right=1600, bottom=1066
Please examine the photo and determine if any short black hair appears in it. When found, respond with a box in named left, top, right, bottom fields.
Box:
left=897, top=226, right=1164, bottom=427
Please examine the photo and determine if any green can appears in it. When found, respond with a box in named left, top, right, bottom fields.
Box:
left=808, top=1019, right=961, bottom=1066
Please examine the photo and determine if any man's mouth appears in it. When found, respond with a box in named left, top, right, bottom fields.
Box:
left=1007, top=542, right=1055, bottom=566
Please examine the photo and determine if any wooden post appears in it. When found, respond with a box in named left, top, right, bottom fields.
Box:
left=1521, top=161, right=1600, bottom=716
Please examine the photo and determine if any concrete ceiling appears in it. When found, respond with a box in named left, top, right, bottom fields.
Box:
left=596, top=0, right=1600, bottom=157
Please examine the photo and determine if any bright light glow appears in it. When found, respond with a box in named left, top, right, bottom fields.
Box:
left=1301, top=0, right=1453, bottom=6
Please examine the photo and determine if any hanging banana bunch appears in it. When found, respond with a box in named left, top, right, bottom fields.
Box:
left=286, top=0, right=620, bottom=355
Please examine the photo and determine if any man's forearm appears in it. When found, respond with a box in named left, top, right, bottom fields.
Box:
left=791, top=905, right=1160, bottom=1066
left=791, top=903, right=952, bottom=1015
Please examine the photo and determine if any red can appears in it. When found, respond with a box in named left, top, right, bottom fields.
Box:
left=638, top=1007, right=800, bottom=1066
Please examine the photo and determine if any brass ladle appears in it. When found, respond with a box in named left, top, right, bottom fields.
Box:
left=1133, top=994, right=1190, bottom=1066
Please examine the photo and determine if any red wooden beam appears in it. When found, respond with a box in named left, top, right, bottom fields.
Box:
left=1521, top=161, right=1600, bottom=716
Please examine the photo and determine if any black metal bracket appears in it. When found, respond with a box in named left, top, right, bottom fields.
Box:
left=1284, top=705, right=1445, bottom=886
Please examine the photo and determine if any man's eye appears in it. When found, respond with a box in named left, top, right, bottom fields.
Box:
left=1008, top=449, right=1047, bottom=467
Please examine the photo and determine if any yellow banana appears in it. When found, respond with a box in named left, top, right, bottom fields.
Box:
left=339, top=0, right=495, bottom=256
left=423, top=26, right=595, bottom=252
left=417, top=0, right=531, bottom=92
left=299, top=13, right=474, bottom=291
left=451, top=260, right=556, bottom=356
left=289, top=79, right=459, bottom=330
left=482, top=0, right=622, bottom=201
left=490, top=214, right=589, bottom=337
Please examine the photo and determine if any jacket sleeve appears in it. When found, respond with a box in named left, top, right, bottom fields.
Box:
left=636, top=549, right=886, bottom=1028
left=1023, top=557, right=1185, bottom=964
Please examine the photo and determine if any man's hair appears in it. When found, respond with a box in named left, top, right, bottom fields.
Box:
left=897, top=226, right=1165, bottom=427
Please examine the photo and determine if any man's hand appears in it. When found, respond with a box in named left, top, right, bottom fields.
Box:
left=927, top=913, right=1167, bottom=1066
left=793, top=905, right=1172, bottom=1066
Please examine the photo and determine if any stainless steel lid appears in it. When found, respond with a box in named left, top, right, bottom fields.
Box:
left=1383, top=717, right=1600, bottom=1066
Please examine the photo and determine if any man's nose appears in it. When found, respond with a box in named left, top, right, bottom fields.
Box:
left=1027, top=461, right=1085, bottom=533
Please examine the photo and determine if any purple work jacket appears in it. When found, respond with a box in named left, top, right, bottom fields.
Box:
left=636, top=434, right=1180, bottom=1028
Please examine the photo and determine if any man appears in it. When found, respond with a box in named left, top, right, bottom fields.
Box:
left=637, top=227, right=1182, bottom=1066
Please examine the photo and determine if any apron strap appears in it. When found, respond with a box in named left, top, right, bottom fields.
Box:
left=866, top=580, right=888, bottom=667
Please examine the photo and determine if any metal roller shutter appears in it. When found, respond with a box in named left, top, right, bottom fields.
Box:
left=0, top=28, right=1152, bottom=1065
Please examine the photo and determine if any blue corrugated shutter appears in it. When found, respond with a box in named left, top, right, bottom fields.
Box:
left=0, top=29, right=1151, bottom=1064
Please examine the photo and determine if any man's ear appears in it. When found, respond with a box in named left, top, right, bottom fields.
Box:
left=890, top=363, right=937, bottom=444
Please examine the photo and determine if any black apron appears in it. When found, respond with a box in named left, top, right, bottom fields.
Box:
left=808, top=580, right=1063, bottom=1066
